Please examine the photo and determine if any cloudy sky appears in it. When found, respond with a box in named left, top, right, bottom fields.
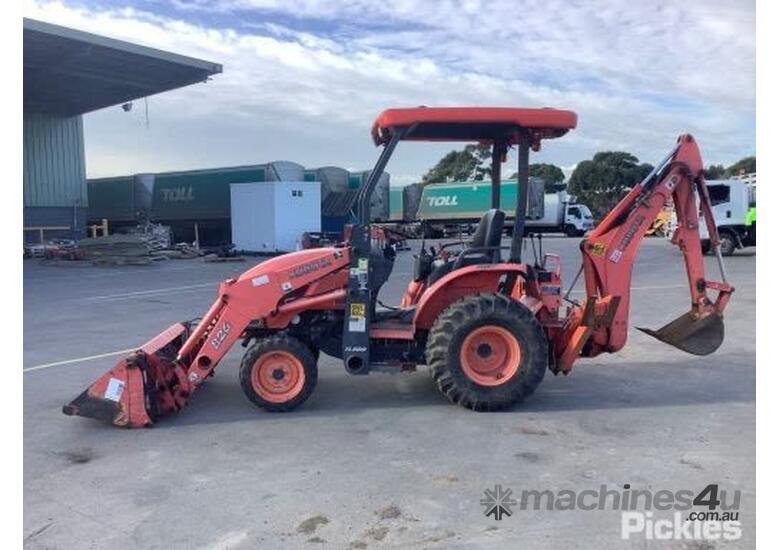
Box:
left=24, top=0, right=755, bottom=184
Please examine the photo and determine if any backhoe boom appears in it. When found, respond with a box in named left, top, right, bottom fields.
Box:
left=554, top=134, right=733, bottom=373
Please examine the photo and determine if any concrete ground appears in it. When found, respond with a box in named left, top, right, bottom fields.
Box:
left=23, top=237, right=755, bottom=549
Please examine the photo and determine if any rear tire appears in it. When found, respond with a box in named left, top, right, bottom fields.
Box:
left=719, top=231, right=736, bottom=256
left=425, top=293, right=548, bottom=411
left=239, top=335, right=317, bottom=412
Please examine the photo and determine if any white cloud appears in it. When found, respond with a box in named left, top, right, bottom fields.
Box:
left=23, top=0, right=755, bottom=179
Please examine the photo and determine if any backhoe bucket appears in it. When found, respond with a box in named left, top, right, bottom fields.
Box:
left=62, top=323, right=191, bottom=427
left=637, top=310, right=724, bottom=356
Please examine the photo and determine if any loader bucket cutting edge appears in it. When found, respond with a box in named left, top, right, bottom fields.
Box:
left=637, top=310, right=725, bottom=356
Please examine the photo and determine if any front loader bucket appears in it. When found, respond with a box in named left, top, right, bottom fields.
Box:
left=637, top=310, right=724, bottom=356
left=63, top=355, right=155, bottom=427
left=63, top=323, right=191, bottom=428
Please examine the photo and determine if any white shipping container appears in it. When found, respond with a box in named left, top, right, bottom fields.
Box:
left=230, top=181, right=321, bottom=252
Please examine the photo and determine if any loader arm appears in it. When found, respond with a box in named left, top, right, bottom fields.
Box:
left=554, top=134, right=733, bottom=373
left=64, top=248, right=350, bottom=427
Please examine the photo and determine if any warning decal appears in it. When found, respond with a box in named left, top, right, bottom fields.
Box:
left=104, top=378, right=125, bottom=402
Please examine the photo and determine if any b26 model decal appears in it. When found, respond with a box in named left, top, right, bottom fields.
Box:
left=211, top=322, right=232, bottom=350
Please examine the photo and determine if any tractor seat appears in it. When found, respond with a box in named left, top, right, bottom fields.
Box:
left=427, top=209, right=506, bottom=285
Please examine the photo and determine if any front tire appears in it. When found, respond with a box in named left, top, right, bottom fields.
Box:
left=564, top=224, right=579, bottom=237
left=425, top=293, right=548, bottom=411
left=239, top=335, right=318, bottom=412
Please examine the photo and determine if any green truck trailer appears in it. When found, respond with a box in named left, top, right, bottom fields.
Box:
left=88, top=162, right=387, bottom=245
left=87, top=174, right=154, bottom=224
left=389, top=179, right=593, bottom=237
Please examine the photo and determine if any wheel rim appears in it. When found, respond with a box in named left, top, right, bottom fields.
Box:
left=460, top=325, right=522, bottom=386
left=251, top=351, right=306, bottom=403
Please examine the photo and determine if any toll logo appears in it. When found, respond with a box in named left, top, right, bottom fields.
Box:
left=427, top=195, right=459, bottom=207
left=161, top=187, right=194, bottom=202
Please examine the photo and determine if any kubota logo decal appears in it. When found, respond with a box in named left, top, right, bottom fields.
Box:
left=211, top=321, right=232, bottom=350
left=289, top=257, right=332, bottom=278
left=427, top=195, right=459, bottom=207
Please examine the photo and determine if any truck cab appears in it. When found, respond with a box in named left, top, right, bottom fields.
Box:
left=699, top=179, right=756, bottom=256
left=564, top=203, right=594, bottom=236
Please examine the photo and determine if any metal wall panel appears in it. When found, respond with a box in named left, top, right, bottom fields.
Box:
left=23, top=112, right=87, bottom=207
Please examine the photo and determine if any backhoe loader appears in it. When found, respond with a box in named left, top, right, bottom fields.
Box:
left=64, top=107, right=733, bottom=427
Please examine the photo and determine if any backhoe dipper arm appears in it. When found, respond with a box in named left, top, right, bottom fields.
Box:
left=555, top=135, right=734, bottom=373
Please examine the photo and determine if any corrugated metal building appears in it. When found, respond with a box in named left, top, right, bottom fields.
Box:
left=22, top=18, right=221, bottom=243
left=23, top=112, right=87, bottom=232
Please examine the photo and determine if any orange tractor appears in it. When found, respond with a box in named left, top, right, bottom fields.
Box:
left=64, top=107, right=733, bottom=427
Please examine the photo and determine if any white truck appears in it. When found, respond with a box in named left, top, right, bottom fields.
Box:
left=524, top=191, right=594, bottom=237
left=699, top=179, right=756, bottom=256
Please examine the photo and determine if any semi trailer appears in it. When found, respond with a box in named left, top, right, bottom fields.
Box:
left=87, top=163, right=389, bottom=247
left=390, top=180, right=592, bottom=237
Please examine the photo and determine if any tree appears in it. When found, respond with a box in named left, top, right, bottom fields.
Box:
left=568, top=151, right=653, bottom=218
left=422, top=143, right=491, bottom=185
left=530, top=163, right=566, bottom=192
left=509, top=163, right=566, bottom=192
left=704, top=164, right=727, bottom=179
left=726, top=156, right=755, bottom=177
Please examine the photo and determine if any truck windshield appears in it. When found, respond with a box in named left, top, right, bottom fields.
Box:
left=579, top=206, right=593, bottom=219
left=708, top=184, right=731, bottom=206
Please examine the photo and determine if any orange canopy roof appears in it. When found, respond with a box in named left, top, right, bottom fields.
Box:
left=371, top=106, right=577, bottom=145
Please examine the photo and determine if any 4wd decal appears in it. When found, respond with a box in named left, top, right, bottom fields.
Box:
left=288, top=257, right=332, bottom=278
